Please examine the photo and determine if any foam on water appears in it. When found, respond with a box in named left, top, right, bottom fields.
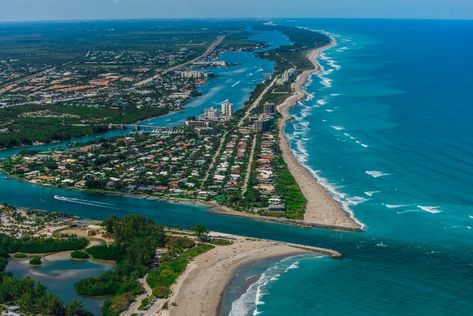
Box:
left=53, top=195, right=119, bottom=210
left=365, top=170, right=391, bottom=178
left=417, top=205, right=443, bottom=214
left=305, top=166, right=365, bottom=228
left=331, top=125, right=345, bottom=131
left=347, top=196, right=369, bottom=206
left=384, top=204, right=411, bottom=209
left=231, top=80, right=241, bottom=87
left=319, top=75, right=333, bottom=88
left=229, top=255, right=321, bottom=316
left=396, top=209, right=422, bottom=214
left=364, top=191, right=380, bottom=197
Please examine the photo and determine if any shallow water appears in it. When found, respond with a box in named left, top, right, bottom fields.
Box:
left=6, top=257, right=112, bottom=315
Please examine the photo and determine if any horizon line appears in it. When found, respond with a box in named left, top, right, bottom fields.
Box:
left=0, top=16, right=472, bottom=24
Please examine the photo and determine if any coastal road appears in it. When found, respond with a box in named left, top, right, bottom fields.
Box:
left=121, top=276, right=153, bottom=316
left=201, top=130, right=230, bottom=188
left=237, top=76, right=278, bottom=127
left=241, top=134, right=258, bottom=194
left=134, top=35, right=226, bottom=88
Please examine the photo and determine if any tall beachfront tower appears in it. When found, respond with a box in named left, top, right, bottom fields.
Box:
left=221, top=101, right=233, bottom=118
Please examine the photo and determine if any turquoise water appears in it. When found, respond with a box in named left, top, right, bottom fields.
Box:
left=6, top=257, right=112, bottom=315
left=0, top=20, right=472, bottom=315
left=222, top=19, right=473, bottom=315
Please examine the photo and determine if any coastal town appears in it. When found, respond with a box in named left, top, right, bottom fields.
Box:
left=0, top=20, right=361, bottom=316
left=0, top=23, right=363, bottom=229
left=1, top=93, right=306, bottom=221
left=0, top=24, right=264, bottom=148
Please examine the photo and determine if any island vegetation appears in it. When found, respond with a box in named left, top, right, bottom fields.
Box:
left=75, top=215, right=165, bottom=315
left=0, top=234, right=88, bottom=254
left=28, top=256, right=42, bottom=265
left=70, top=250, right=90, bottom=259
left=0, top=273, right=92, bottom=316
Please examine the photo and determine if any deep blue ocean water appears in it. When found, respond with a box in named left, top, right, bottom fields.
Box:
left=0, top=20, right=472, bottom=315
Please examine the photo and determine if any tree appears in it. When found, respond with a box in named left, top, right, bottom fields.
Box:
left=66, top=300, right=93, bottom=316
left=193, top=224, right=209, bottom=241
left=29, top=256, right=42, bottom=265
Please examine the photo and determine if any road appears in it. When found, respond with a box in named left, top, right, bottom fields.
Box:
left=237, top=76, right=278, bottom=127
left=241, top=134, right=258, bottom=194
left=121, top=277, right=153, bottom=316
left=134, top=35, right=226, bottom=87
left=201, top=130, right=230, bottom=188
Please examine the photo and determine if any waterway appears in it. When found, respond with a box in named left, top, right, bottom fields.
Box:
left=1, top=20, right=472, bottom=316
left=6, top=256, right=112, bottom=315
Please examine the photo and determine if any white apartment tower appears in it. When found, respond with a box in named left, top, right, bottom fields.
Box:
left=221, top=101, right=233, bottom=118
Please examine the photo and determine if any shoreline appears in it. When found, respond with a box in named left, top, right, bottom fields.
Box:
left=276, top=43, right=364, bottom=231
left=0, top=43, right=363, bottom=232
left=1, top=169, right=363, bottom=232
left=161, top=233, right=341, bottom=316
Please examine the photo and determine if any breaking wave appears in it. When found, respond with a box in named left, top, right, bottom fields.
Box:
left=229, top=255, right=321, bottom=316
left=365, top=170, right=390, bottom=178
left=417, top=205, right=443, bottom=214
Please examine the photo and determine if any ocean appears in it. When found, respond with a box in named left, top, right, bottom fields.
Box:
left=222, top=19, right=473, bottom=315
left=0, top=19, right=472, bottom=315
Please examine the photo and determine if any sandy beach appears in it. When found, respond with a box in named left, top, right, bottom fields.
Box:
left=161, top=234, right=341, bottom=316
left=277, top=45, right=363, bottom=231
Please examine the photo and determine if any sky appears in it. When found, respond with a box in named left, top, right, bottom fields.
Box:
left=1, top=0, right=472, bottom=22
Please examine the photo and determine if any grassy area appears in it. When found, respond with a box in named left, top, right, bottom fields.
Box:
left=210, top=239, right=233, bottom=246
left=274, top=155, right=306, bottom=220
left=71, top=250, right=90, bottom=259
left=0, top=104, right=168, bottom=148
left=146, top=243, right=214, bottom=298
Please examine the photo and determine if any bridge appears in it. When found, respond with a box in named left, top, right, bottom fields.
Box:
left=110, top=124, right=186, bottom=134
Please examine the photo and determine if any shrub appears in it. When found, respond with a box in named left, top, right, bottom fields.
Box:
left=85, top=245, right=125, bottom=261
left=0, top=234, right=88, bottom=253
left=71, top=250, right=90, bottom=259
left=29, top=256, right=42, bottom=265
left=0, top=257, right=7, bottom=272
left=165, top=236, right=195, bottom=251
left=211, top=239, right=232, bottom=246
left=14, top=252, right=28, bottom=258
left=153, top=286, right=170, bottom=299
left=103, top=293, right=134, bottom=316
left=146, top=244, right=214, bottom=291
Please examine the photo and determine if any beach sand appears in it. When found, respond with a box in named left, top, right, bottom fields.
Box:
left=277, top=45, right=363, bottom=231
left=161, top=234, right=340, bottom=316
